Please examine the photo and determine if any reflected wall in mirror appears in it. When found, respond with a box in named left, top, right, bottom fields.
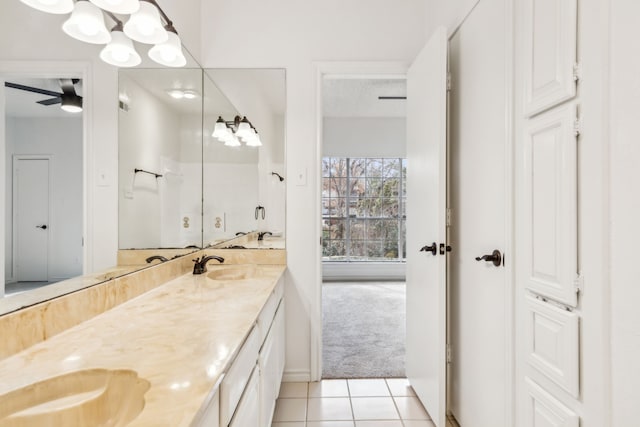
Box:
left=3, top=77, right=83, bottom=296
left=203, top=69, right=286, bottom=248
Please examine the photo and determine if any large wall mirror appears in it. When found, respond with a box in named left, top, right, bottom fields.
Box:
left=2, top=60, right=285, bottom=315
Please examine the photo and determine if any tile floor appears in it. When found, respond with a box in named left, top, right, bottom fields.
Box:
left=272, top=378, right=436, bottom=427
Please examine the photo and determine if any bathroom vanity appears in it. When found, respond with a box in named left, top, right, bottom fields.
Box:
left=0, top=252, right=286, bottom=427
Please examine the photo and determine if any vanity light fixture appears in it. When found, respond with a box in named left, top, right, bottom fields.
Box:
left=20, top=0, right=186, bottom=69
left=212, top=116, right=263, bottom=147
left=19, top=0, right=74, bottom=14
left=100, top=23, right=142, bottom=67
left=62, top=0, right=111, bottom=44
left=123, top=0, right=167, bottom=44
left=89, top=0, right=140, bottom=14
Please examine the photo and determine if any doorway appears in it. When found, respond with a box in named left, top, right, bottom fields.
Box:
left=320, top=76, right=408, bottom=379
left=2, top=73, right=84, bottom=296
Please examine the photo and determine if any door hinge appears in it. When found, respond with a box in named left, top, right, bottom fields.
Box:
left=574, top=272, right=584, bottom=295
left=573, top=62, right=582, bottom=83
left=446, top=72, right=452, bottom=92
left=446, top=208, right=452, bottom=227
left=446, top=344, right=452, bottom=364
left=573, top=114, right=582, bottom=137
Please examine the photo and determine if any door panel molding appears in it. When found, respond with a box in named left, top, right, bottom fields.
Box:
left=524, top=377, right=579, bottom=427
left=523, top=0, right=578, bottom=117
left=523, top=103, right=578, bottom=307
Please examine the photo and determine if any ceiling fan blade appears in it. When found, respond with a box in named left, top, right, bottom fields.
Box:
left=4, top=82, right=62, bottom=98
left=37, top=97, right=62, bottom=106
left=59, top=78, right=78, bottom=96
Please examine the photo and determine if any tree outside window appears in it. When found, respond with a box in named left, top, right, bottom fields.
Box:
left=322, top=157, right=407, bottom=262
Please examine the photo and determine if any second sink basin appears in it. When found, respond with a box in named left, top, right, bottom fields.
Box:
left=0, top=368, right=150, bottom=427
left=207, top=265, right=257, bottom=281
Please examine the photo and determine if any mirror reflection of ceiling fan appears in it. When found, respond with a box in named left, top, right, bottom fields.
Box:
left=4, top=79, right=83, bottom=113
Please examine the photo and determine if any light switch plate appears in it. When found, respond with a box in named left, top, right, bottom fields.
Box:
left=295, top=167, right=307, bottom=186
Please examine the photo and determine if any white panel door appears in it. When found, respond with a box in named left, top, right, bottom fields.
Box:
left=406, top=26, right=448, bottom=427
left=523, top=0, right=578, bottom=117
left=524, top=378, right=579, bottom=427
left=448, top=0, right=509, bottom=424
left=15, top=157, right=50, bottom=281
left=523, top=103, right=578, bottom=307
left=525, top=295, right=580, bottom=397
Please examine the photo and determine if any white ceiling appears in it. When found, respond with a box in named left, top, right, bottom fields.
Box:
left=4, top=78, right=84, bottom=119
left=322, top=78, right=406, bottom=118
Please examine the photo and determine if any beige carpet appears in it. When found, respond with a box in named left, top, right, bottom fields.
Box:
left=322, top=282, right=406, bottom=379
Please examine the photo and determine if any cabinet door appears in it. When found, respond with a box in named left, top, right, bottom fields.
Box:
left=524, top=378, right=579, bottom=427
left=523, top=104, right=578, bottom=307
left=229, top=365, right=259, bottom=427
left=194, top=390, right=220, bottom=427
left=259, top=302, right=285, bottom=427
left=525, top=296, right=579, bottom=396
left=523, top=0, right=578, bottom=117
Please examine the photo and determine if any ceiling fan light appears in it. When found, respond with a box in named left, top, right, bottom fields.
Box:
left=89, top=0, right=140, bottom=14
left=62, top=1, right=111, bottom=44
left=19, top=0, right=74, bottom=14
left=100, top=30, right=141, bottom=67
left=148, top=31, right=186, bottom=67
left=123, top=1, right=167, bottom=44
left=61, top=94, right=83, bottom=113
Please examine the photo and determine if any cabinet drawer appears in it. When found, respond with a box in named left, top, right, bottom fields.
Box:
left=524, top=377, right=579, bottom=427
left=259, top=302, right=285, bottom=427
left=525, top=295, right=579, bottom=397
left=229, top=364, right=259, bottom=427
left=220, top=326, right=260, bottom=426
left=257, top=278, right=284, bottom=344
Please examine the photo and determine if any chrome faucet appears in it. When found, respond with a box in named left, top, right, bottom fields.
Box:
left=192, top=255, right=225, bottom=275
left=258, top=231, right=273, bottom=241
left=146, top=255, right=168, bottom=264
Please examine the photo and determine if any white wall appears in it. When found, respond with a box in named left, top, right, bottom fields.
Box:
left=323, top=118, right=406, bottom=158
left=425, top=0, right=481, bottom=36
left=200, top=0, right=428, bottom=380
left=5, top=117, right=83, bottom=281
left=609, top=0, right=640, bottom=423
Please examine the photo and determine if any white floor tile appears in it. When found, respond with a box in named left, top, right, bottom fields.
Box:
left=355, top=421, right=404, bottom=427
left=307, top=397, right=354, bottom=421
left=309, top=380, right=350, bottom=397
left=272, top=398, right=308, bottom=422
left=385, top=378, right=416, bottom=397
left=351, top=397, right=399, bottom=420
left=279, top=382, right=309, bottom=398
left=307, top=422, right=356, bottom=427
left=272, top=423, right=306, bottom=427
left=393, top=396, right=431, bottom=420
left=403, top=421, right=437, bottom=427
left=348, top=379, right=391, bottom=397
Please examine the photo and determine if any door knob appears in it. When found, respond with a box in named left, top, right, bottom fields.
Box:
left=475, top=249, right=502, bottom=266
left=420, top=242, right=437, bottom=256
left=36, top=225, right=47, bottom=230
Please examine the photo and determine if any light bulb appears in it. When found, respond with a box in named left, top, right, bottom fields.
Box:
left=100, top=30, right=141, bottom=67
left=78, top=21, right=99, bottom=36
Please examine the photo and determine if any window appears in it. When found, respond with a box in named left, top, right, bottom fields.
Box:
left=322, top=157, right=407, bottom=262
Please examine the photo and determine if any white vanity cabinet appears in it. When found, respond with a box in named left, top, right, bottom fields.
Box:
left=193, top=389, right=220, bottom=427
left=216, top=276, right=285, bottom=427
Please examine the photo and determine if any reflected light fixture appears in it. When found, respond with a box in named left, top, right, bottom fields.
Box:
left=61, top=93, right=83, bottom=113
left=166, top=88, right=199, bottom=99
left=212, top=116, right=263, bottom=147
left=100, top=23, right=141, bottom=67
left=21, top=0, right=185, bottom=69
left=89, top=0, right=140, bottom=14
left=123, top=0, right=167, bottom=44
left=62, top=0, right=111, bottom=44
left=19, top=0, right=73, bottom=14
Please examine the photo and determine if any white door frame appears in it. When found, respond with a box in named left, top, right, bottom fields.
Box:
left=11, top=155, right=53, bottom=283
left=0, top=61, right=92, bottom=297
left=313, top=61, right=409, bottom=381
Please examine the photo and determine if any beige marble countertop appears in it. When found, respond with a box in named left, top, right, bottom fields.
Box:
left=0, top=264, right=286, bottom=426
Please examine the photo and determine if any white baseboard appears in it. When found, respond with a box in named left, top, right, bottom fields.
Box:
left=322, top=262, right=406, bottom=281
left=282, top=369, right=311, bottom=383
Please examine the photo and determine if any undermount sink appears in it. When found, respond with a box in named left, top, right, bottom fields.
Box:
left=0, top=369, right=150, bottom=427
left=207, top=265, right=257, bottom=281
